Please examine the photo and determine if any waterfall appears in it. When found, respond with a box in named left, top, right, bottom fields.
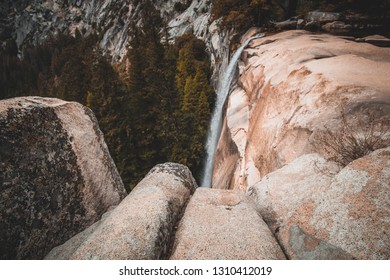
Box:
left=201, top=33, right=265, bottom=187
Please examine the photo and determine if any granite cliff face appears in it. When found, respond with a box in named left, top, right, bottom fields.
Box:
left=213, top=30, right=390, bottom=191
left=0, top=0, right=190, bottom=61
left=0, top=97, right=126, bottom=259
left=209, top=30, right=389, bottom=259
left=1, top=0, right=222, bottom=66
left=0, top=0, right=232, bottom=85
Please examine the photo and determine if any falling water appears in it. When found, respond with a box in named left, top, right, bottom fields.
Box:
left=201, top=33, right=265, bottom=187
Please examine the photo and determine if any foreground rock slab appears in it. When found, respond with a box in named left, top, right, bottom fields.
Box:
left=0, top=97, right=126, bottom=259
left=249, top=150, right=390, bottom=260
left=170, top=188, right=285, bottom=260
left=45, top=163, right=197, bottom=260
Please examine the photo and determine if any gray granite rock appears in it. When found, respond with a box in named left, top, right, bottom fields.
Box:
left=307, top=11, right=342, bottom=23
left=249, top=150, right=390, bottom=259
left=170, top=188, right=286, bottom=260
left=322, top=21, right=352, bottom=35
left=0, top=97, right=126, bottom=259
left=45, top=162, right=197, bottom=260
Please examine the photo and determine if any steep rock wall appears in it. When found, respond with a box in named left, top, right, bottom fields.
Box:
left=213, top=30, right=390, bottom=191
left=167, top=0, right=232, bottom=86
left=1, top=0, right=189, bottom=61
left=1, top=0, right=232, bottom=86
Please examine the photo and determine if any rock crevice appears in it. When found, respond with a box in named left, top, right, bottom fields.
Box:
left=45, top=162, right=197, bottom=260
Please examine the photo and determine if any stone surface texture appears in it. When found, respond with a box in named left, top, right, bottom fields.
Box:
left=248, top=149, right=390, bottom=260
left=0, top=0, right=193, bottom=61
left=170, top=188, right=286, bottom=260
left=45, top=162, right=197, bottom=260
left=0, top=96, right=126, bottom=259
left=213, top=30, right=390, bottom=191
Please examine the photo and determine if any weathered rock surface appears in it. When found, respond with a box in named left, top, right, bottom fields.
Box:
left=307, top=11, right=342, bottom=23
left=168, top=0, right=232, bottom=86
left=248, top=149, right=390, bottom=259
left=213, top=30, right=390, bottom=191
left=274, top=19, right=298, bottom=30
left=170, top=188, right=286, bottom=260
left=274, top=10, right=388, bottom=38
left=45, top=162, right=197, bottom=260
left=0, top=0, right=190, bottom=61
left=0, top=96, right=126, bottom=259
left=321, top=21, right=352, bottom=35
left=356, top=35, right=390, bottom=47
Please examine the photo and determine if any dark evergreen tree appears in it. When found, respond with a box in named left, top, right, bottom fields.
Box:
left=170, top=33, right=215, bottom=179
left=0, top=2, right=215, bottom=191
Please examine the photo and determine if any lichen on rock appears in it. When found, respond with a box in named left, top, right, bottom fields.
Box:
left=0, top=96, right=126, bottom=259
left=248, top=149, right=390, bottom=260
left=45, top=162, right=197, bottom=260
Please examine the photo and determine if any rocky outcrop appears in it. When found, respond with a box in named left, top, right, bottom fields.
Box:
left=170, top=188, right=285, bottom=260
left=46, top=163, right=287, bottom=260
left=168, top=0, right=211, bottom=40
left=321, top=21, right=352, bottom=35
left=0, top=97, right=126, bottom=259
left=45, top=163, right=197, bottom=260
left=274, top=11, right=388, bottom=36
left=356, top=35, right=390, bottom=47
left=213, top=30, right=390, bottom=191
left=248, top=149, right=390, bottom=259
left=306, top=11, right=342, bottom=23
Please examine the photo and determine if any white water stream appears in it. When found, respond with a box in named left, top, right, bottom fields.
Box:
left=201, top=33, right=265, bottom=187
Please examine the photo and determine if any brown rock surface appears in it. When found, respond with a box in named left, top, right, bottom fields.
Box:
left=170, top=188, right=285, bottom=260
left=45, top=163, right=197, bottom=260
left=356, top=35, right=390, bottom=47
left=0, top=97, right=126, bottom=259
left=249, top=149, right=390, bottom=259
left=321, top=21, right=352, bottom=35
left=213, top=30, right=390, bottom=190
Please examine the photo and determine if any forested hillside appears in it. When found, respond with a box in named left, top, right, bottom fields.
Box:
left=0, top=1, right=214, bottom=192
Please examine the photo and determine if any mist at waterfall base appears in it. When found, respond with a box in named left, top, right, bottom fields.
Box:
left=201, top=33, right=265, bottom=188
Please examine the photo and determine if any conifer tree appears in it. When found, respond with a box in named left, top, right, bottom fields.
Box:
left=0, top=2, right=215, bottom=191
left=170, top=33, right=215, bottom=180
left=122, top=0, right=172, bottom=188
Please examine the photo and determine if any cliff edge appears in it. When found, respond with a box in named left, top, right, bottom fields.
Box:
left=213, top=30, right=390, bottom=191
